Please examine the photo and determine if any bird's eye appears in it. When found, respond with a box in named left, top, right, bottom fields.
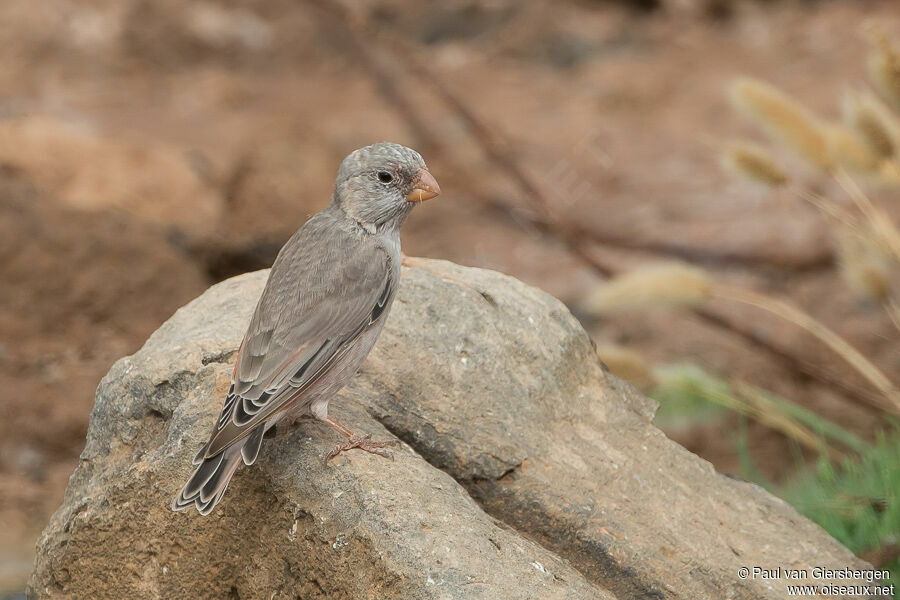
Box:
left=377, top=171, right=393, bottom=184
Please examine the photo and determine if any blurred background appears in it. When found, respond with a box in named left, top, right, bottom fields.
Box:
left=2, top=0, right=899, bottom=595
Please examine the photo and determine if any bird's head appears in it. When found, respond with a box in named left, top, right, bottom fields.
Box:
left=333, top=142, right=440, bottom=228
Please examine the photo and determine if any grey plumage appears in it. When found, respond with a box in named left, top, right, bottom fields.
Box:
left=173, top=143, right=439, bottom=515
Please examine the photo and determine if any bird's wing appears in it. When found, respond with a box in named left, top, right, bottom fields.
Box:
left=203, top=215, right=395, bottom=458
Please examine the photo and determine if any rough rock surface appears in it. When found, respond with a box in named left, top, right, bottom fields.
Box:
left=30, top=259, right=881, bottom=599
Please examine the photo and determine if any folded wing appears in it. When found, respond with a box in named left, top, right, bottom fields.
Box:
left=203, top=218, right=395, bottom=458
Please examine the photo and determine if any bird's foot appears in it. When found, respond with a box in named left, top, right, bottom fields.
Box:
left=324, top=434, right=398, bottom=466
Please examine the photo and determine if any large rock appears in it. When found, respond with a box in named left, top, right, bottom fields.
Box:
left=30, top=259, right=882, bottom=599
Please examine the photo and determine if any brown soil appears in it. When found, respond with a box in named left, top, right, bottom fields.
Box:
left=2, top=0, right=899, bottom=592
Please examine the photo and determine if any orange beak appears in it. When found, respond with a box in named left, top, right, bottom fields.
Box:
left=407, top=168, right=441, bottom=203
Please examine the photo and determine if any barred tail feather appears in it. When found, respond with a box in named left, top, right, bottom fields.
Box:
left=240, top=423, right=266, bottom=466
left=172, top=446, right=243, bottom=516
left=192, top=441, right=211, bottom=465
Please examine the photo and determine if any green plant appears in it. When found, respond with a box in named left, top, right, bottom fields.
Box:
left=651, top=364, right=867, bottom=456
left=650, top=364, right=729, bottom=431
left=650, top=365, right=899, bottom=580
left=780, top=432, right=900, bottom=584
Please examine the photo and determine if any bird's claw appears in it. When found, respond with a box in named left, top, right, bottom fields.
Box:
left=324, top=434, right=398, bottom=466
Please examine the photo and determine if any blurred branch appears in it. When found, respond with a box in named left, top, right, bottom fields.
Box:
left=387, top=29, right=828, bottom=268
left=309, top=0, right=886, bottom=412
left=713, top=284, right=900, bottom=414
left=685, top=306, right=890, bottom=410
left=304, top=0, right=438, bottom=157
left=312, top=0, right=829, bottom=272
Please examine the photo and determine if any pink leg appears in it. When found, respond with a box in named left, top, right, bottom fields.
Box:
left=321, top=417, right=398, bottom=466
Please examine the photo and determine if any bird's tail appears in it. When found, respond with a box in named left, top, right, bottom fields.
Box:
left=171, top=423, right=266, bottom=515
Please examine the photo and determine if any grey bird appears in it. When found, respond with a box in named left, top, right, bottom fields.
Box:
left=172, top=142, right=440, bottom=515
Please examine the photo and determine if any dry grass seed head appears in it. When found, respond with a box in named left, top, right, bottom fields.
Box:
left=730, top=78, right=832, bottom=171
left=595, top=344, right=657, bottom=391
left=866, top=28, right=900, bottom=111
left=582, top=263, right=712, bottom=315
left=842, top=89, right=897, bottom=159
left=824, top=125, right=881, bottom=173
left=720, top=142, right=789, bottom=187
left=836, top=227, right=895, bottom=303
left=878, top=159, right=900, bottom=186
